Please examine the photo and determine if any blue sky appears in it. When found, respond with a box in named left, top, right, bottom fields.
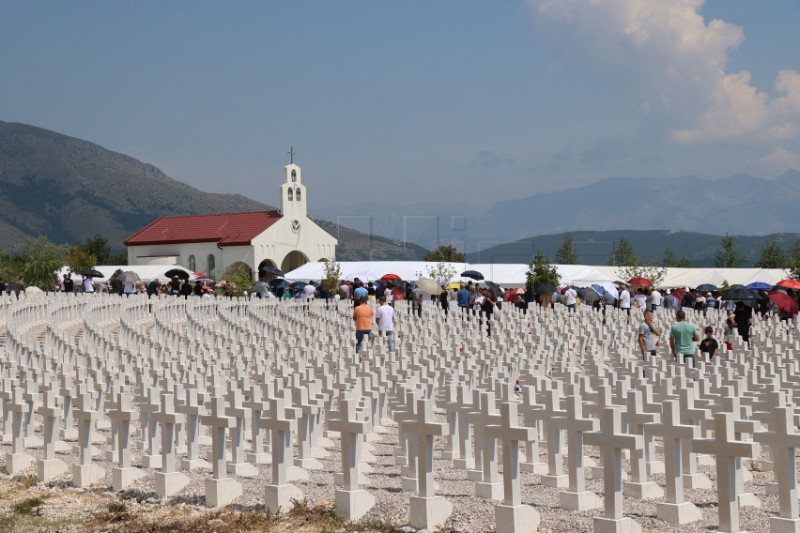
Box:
left=2, top=0, right=799, bottom=212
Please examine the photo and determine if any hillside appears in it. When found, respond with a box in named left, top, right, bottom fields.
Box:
left=0, top=121, right=425, bottom=260
left=467, top=230, right=800, bottom=267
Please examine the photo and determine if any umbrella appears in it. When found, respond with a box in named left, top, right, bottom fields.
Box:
left=460, top=270, right=484, bottom=281
left=723, top=287, right=759, bottom=305
left=483, top=281, right=504, bottom=298
left=120, top=271, right=140, bottom=284
left=768, top=290, right=798, bottom=315
left=776, top=279, right=800, bottom=290
left=82, top=269, right=104, bottom=278
left=258, top=265, right=285, bottom=277
left=533, top=282, right=556, bottom=295
left=580, top=287, right=600, bottom=304
left=25, top=286, right=44, bottom=295
left=696, top=283, right=717, bottom=292
left=627, top=277, right=653, bottom=287
left=165, top=268, right=190, bottom=280
left=416, top=277, right=441, bottom=295
left=745, top=281, right=773, bottom=290
left=516, top=288, right=525, bottom=294
left=269, top=278, right=289, bottom=289
left=446, top=282, right=461, bottom=290
left=380, top=273, right=402, bottom=282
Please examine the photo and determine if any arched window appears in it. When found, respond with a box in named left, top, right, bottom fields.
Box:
left=295, top=188, right=301, bottom=201
left=188, top=255, right=196, bottom=272
left=288, top=188, right=294, bottom=201
left=291, top=169, right=297, bottom=182
left=207, top=254, right=216, bottom=279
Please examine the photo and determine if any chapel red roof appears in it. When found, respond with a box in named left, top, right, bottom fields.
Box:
left=124, top=211, right=283, bottom=247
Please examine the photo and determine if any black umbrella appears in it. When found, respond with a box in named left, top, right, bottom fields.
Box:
left=580, top=287, right=600, bottom=304
left=482, top=281, right=504, bottom=298
left=82, top=269, right=104, bottom=278
left=533, top=282, right=556, bottom=295
left=269, top=278, right=289, bottom=289
left=165, top=268, right=190, bottom=280
left=696, top=283, right=717, bottom=292
left=461, top=270, right=484, bottom=281
left=723, top=287, right=759, bottom=306
left=259, top=265, right=285, bottom=277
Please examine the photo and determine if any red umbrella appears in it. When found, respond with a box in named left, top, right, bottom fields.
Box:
left=775, top=279, right=800, bottom=290
left=380, top=273, right=402, bottom=282
left=768, top=290, right=798, bottom=315
left=628, top=277, right=654, bottom=287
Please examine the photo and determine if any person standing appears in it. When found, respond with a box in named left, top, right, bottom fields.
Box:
left=439, top=289, right=449, bottom=318
left=83, top=275, right=95, bottom=294
left=375, top=296, right=395, bottom=350
left=62, top=273, right=74, bottom=293
left=303, top=281, right=316, bottom=301
left=618, top=284, right=631, bottom=320
left=456, top=284, right=470, bottom=313
left=669, top=309, right=699, bottom=368
left=651, top=288, right=662, bottom=312
left=699, top=326, right=719, bottom=362
left=563, top=285, right=578, bottom=313
left=353, top=296, right=373, bottom=354
left=411, top=284, right=424, bottom=318
left=637, top=309, right=660, bottom=359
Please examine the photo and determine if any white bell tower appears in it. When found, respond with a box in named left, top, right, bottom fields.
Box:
left=279, top=146, right=307, bottom=220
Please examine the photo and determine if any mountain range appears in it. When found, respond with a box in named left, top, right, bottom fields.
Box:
left=0, top=121, right=426, bottom=261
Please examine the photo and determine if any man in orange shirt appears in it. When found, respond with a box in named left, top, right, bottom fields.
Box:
left=353, top=296, right=373, bottom=353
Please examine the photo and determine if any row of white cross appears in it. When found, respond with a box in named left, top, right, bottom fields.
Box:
left=0, top=292, right=798, bottom=533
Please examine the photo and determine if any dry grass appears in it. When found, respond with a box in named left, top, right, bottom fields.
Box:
left=0, top=476, right=403, bottom=533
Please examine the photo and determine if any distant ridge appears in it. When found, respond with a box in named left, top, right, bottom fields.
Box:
left=467, top=229, right=800, bottom=267
left=0, top=121, right=426, bottom=260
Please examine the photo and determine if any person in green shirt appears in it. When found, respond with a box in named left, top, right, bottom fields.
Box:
left=669, top=309, right=699, bottom=368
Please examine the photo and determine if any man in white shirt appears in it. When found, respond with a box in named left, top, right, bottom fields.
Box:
left=375, top=296, right=395, bottom=350
left=303, top=281, right=316, bottom=301
left=83, top=276, right=95, bottom=294
left=651, top=289, right=662, bottom=312
left=564, top=285, right=578, bottom=312
left=618, top=284, right=631, bottom=321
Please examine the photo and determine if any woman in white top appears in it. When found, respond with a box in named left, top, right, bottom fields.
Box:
left=83, top=277, right=95, bottom=293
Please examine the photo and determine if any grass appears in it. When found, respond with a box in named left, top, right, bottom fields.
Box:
left=12, top=496, right=46, bottom=516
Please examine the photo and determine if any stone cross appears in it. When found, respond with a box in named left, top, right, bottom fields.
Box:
left=224, top=388, right=258, bottom=477
left=108, top=391, right=145, bottom=491
left=263, top=396, right=303, bottom=513
left=5, top=386, right=34, bottom=475
left=329, top=396, right=376, bottom=521
left=36, top=389, right=68, bottom=482
left=485, top=401, right=541, bottom=533
left=404, top=397, right=452, bottom=531
left=154, top=392, right=190, bottom=498
left=72, top=392, right=105, bottom=487
left=584, top=406, right=644, bottom=533
left=753, top=404, right=800, bottom=531
left=646, top=399, right=702, bottom=524
left=694, top=412, right=761, bottom=533
left=201, top=395, right=242, bottom=507
left=177, top=387, right=210, bottom=470
left=550, top=394, right=602, bottom=511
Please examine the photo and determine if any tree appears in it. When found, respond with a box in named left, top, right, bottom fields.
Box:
left=425, top=262, right=457, bottom=288
left=756, top=239, right=787, bottom=268
left=555, top=234, right=578, bottom=264
left=19, top=236, right=68, bottom=291
left=662, top=248, right=691, bottom=268
left=788, top=241, right=800, bottom=280
left=423, top=244, right=465, bottom=263
left=0, top=251, right=24, bottom=282
left=319, top=260, right=342, bottom=299
left=616, top=260, right=668, bottom=287
left=525, top=250, right=560, bottom=292
left=608, top=237, right=637, bottom=266
left=714, top=234, right=743, bottom=268
left=65, top=246, right=97, bottom=275
left=81, top=234, right=113, bottom=264
left=219, top=263, right=254, bottom=298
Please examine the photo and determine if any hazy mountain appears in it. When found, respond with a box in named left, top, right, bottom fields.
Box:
left=467, top=230, right=800, bottom=267
left=0, top=120, right=426, bottom=260
left=475, top=172, right=800, bottom=241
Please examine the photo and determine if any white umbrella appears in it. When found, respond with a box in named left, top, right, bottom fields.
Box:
left=416, top=277, right=441, bottom=295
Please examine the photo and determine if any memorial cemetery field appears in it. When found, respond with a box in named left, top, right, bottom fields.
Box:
left=0, top=291, right=799, bottom=532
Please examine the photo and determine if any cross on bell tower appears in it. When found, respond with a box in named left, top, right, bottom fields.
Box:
left=287, top=146, right=296, bottom=164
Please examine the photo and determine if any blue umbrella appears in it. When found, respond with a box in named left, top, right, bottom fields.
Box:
left=746, top=281, right=772, bottom=290
left=696, top=283, right=718, bottom=291
left=591, top=284, right=606, bottom=295
left=269, top=279, right=289, bottom=289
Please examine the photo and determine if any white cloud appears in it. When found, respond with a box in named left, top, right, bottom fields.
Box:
left=760, top=147, right=800, bottom=176
left=533, top=0, right=800, bottom=143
